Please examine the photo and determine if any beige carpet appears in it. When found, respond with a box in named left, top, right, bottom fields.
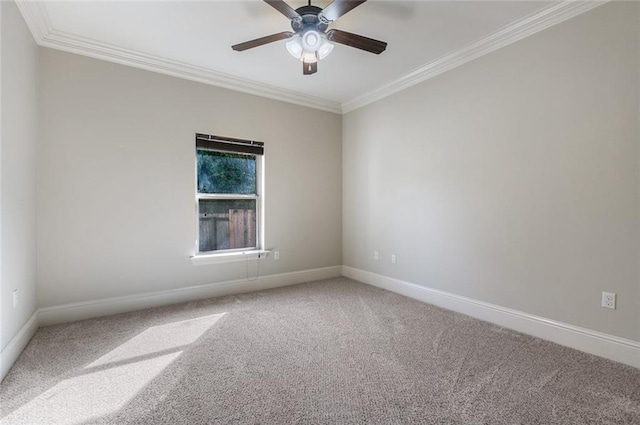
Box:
left=1, top=277, right=639, bottom=424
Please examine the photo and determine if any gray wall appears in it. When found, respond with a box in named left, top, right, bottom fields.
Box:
left=38, top=49, right=342, bottom=308
left=7, top=0, right=639, bottom=352
left=343, top=2, right=639, bottom=341
left=0, top=1, right=38, bottom=351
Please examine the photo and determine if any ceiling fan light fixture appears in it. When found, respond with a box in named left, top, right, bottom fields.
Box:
left=285, top=36, right=303, bottom=59
left=301, top=30, right=322, bottom=52
left=317, top=38, right=334, bottom=60
left=302, top=51, right=318, bottom=64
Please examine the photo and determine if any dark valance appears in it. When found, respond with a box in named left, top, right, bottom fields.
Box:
left=196, top=133, right=264, bottom=155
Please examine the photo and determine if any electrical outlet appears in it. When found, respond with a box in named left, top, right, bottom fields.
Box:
left=12, top=289, right=18, bottom=308
left=601, top=292, right=616, bottom=310
left=274, top=251, right=280, bottom=260
left=374, top=251, right=379, bottom=261
left=391, top=254, right=397, bottom=264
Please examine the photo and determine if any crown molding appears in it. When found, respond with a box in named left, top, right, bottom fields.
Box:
left=14, top=1, right=341, bottom=114
left=342, top=0, right=609, bottom=113
left=14, top=0, right=51, bottom=42
left=43, top=29, right=343, bottom=113
left=16, top=1, right=607, bottom=115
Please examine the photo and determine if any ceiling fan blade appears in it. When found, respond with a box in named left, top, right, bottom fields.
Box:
left=303, top=60, right=318, bottom=75
left=232, top=32, right=295, bottom=52
left=326, top=29, right=387, bottom=54
left=264, top=0, right=301, bottom=20
left=320, top=0, right=367, bottom=22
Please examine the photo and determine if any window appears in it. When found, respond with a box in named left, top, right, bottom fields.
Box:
left=195, top=134, right=264, bottom=254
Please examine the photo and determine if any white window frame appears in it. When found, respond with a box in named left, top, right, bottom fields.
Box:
left=192, top=138, right=265, bottom=263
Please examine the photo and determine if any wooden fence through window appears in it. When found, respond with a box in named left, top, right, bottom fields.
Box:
left=229, top=209, right=256, bottom=249
left=199, top=209, right=255, bottom=252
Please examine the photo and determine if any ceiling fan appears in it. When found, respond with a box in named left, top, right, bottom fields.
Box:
left=232, top=0, right=387, bottom=75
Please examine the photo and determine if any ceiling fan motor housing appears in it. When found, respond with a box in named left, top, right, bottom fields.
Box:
left=291, top=5, right=329, bottom=33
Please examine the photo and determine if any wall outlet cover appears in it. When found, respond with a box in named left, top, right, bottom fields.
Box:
left=601, top=292, right=616, bottom=310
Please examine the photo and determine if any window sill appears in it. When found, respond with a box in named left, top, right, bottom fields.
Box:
left=190, top=250, right=270, bottom=266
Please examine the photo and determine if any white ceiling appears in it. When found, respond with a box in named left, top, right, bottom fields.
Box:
left=19, top=1, right=603, bottom=112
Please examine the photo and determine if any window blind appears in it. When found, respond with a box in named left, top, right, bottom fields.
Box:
left=196, top=133, right=264, bottom=156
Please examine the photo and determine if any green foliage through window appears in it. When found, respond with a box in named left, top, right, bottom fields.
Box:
left=197, top=150, right=256, bottom=194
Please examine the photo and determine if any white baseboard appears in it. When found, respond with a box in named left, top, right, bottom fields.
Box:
left=3, top=266, right=341, bottom=380
left=4, top=265, right=636, bottom=383
left=0, top=311, right=39, bottom=382
left=342, top=266, right=640, bottom=369
left=39, top=266, right=342, bottom=326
